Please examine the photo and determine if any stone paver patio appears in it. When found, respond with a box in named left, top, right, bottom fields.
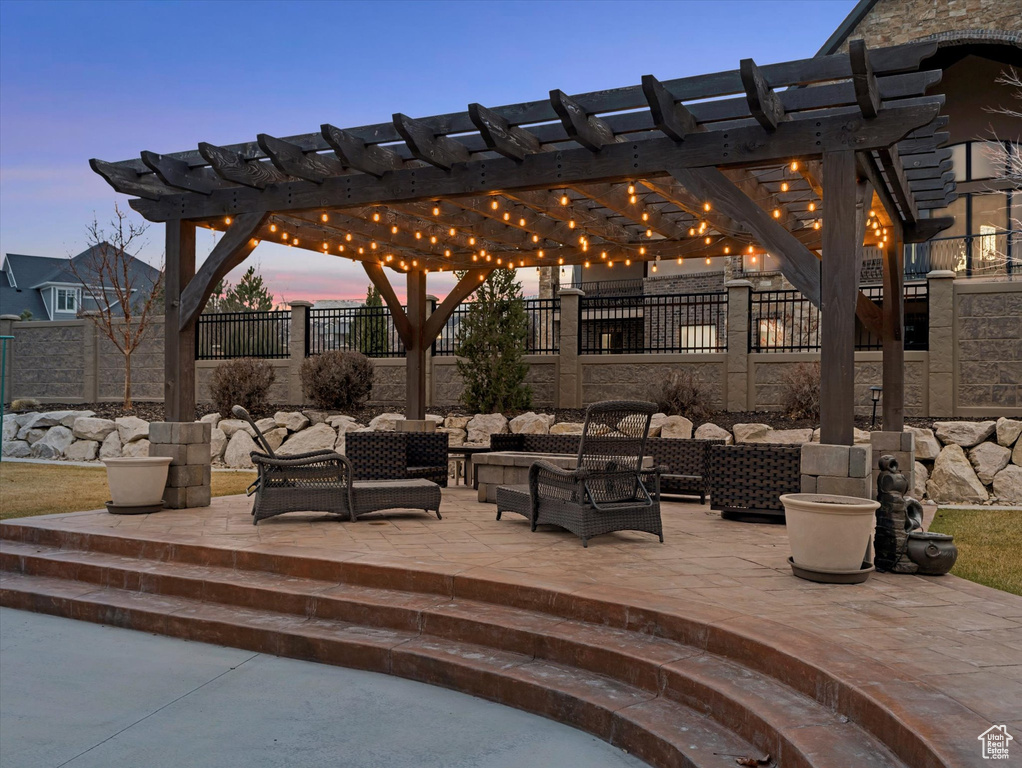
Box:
left=11, top=487, right=1022, bottom=740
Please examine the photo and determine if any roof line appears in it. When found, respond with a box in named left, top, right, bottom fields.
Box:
left=817, top=0, right=880, bottom=57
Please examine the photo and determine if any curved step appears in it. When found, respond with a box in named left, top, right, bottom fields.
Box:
left=1, top=540, right=907, bottom=768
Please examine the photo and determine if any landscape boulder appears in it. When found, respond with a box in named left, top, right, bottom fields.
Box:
left=438, top=427, right=466, bottom=446
left=65, top=440, right=99, bottom=462
left=218, top=419, right=256, bottom=438
left=934, top=420, right=996, bottom=448
left=224, top=430, right=258, bottom=469
left=199, top=413, right=222, bottom=428
left=328, top=415, right=360, bottom=430
left=277, top=423, right=337, bottom=456
left=694, top=423, right=733, bottom=444
left=1015, top=438, right=1022, bottom=467
left=996, top=417, right=1022, bottom=448
left=255, top=417, right=278, bottom=435
left=510, top=412, right=549, bottom=435
left=912, top=461, right=928, bottom=500
left=25, top=428, right=47, bottom=445
left=2, top=418, right=18, bottom=443
left=467, top=413, right=509, bottom=444
left=99, top=432, right=122, bottom=460
left=444, top=415, right=471, bottom=430
left=762, top=428, right=814, bottom=445
left=369, top=413, right=405, bottom=432
left=927, top=444, right=988, bottom=504
left=121, top=439, right=150, bottom=458
left=2, top=440, right=30, bottom=458
left=73, top=417, right=117, bottom=442
left=647, top=413, right=669, bottom=437
left=732, top=423, right=772, bottom=443
left=274, top=411, right=310, bottom=432
left=905, top=427, right=941, bottom=460
left=59, top=410, right=95, bottom=429
left=32, top=411, right=79, bottom=428
left=549, top=422, right=584, bottom=435
left=210, top=428, right=227, bottom=461
left=115, top=416, right=149, bottom=444
left=968, top=442, right=1012, bottom=485
left=263, top=427, right=288, bottom=452
left=660, top=415, right=694, bottom=440
left=30, top=426, right=74, bottom=458
left=992, top=465, right=1022, bottom=505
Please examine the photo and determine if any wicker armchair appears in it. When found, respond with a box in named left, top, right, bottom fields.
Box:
left=231, top=406, right=354, bottom=524
left=526, top=401, right=663, bottom=547
left=345, top=431, right=449, bottom=486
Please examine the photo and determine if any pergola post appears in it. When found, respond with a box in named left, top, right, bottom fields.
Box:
left=165, top=219, right=196, bottom=422
left=406, top=269, right=427, bottom=420
left=819, top=151, right=863, bottom=446
left=882, top=225, right=906, bottom=431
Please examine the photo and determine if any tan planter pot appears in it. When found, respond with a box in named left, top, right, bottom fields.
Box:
left=103, top=457, right=172, bottom=507
left=780, top=493, right=880, bottom=572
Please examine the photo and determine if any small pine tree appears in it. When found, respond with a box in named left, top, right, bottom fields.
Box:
left=220, top=266, right=275, bottom=311
left=455, top=269, right=532, bottom=413
left=355, top=284, right=388, bottom=357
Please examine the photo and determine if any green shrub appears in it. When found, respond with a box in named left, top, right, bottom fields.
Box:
left=648, top=370, right=713, bottom=421
left=209, top=358, right=276, bottom=417
left=780, top=361, right=820, bottom=419
left=300, top=350, right=374, bottom=410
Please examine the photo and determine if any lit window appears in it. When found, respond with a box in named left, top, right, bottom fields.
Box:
left=758, top=319, right=784, bottom=349
left=680, top=324, right=717, bottom=351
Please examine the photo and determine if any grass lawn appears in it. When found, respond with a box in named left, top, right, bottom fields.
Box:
left=929, top=507, right=1022, bottom=596
left=0, top=462, right=256, bottom=521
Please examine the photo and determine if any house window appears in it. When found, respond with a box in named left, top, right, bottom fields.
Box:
left=56, top=288, right=78, bottom=313
left=680, top=324, right=717, bottom=351
left=758, top=318, right=784, bottom=349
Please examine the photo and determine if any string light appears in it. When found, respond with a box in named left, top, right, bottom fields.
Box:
left=444, top=249, right=451, bottom=257
left=642, top=212, right=649, bottom=221
left=430, top=235, right=437, bottom=244
left=646, top=229, right=653, bottom=238
left=808, top=202, right=816, bottom=212
left=339, top=245, right=346, bottom=252
left=688, top=228, right=696, bottom=236
left=496, top=258, right=502, bottom=265
left=224, top=216, right=232, bottom=225
left=532, top=234, right=539, bottom=243
left=322, top=242, right=328, bottom=250
left=270, top=224, right=277, bottom=232
left=607, top=260, right=613, bottom=267
left=371, top=241, right=378, bottom=250
left=780, top=182, right=789, bottom=192
left=449, top=228, right=456, bottom=236
left=639, top=247, right=646, bottom=256
left=358, top=247, right=364, bottom=254
left=677, top=258, right=682, bottom=265
left=519, top=218, right=526, bottom=227
left=391, top=225, right=399, bottom=234
left=703, top=202, right=711, bottom=212
left=724, top=246, right=730, bottom=255
left=538, top=250, right=544, bottom=258
left=293, top=238, right=299, bottom=246
left=345, top=233, right=352, bottom=241
left=491, top=200, right=499, bottom=210
left=651, top=263, right=657, bottom=272
left=584, top=260, right=590, bottom=268
left=568, top=220, right=576, bottom=229
left=558, top=257, right=564, bottom=265
left=706, top=257, right=712, bottom=265
left=600, top=251, right=607, bottom=260
left=373, top=212, right=380, bottom=222
left=704, top=236, right=711, bottom=244
left=629, top=194, right=637, bottom=204
left=560, top=194, right=569, bottom=206
left=432, top=205, right=440, bottom=216
left=321, top=213, right=329, bottom=222
left=503, top=212, right=510, bottom=221
left=415, top=231, right=422, bottom=239
left=281, top=232, right=288, bottom=240
left=748, top=245, right=754, bottom=253
left=412, top=260, right=418, bottom=267
left=790, top=161, right=799, bottom=172
left=469, top=237, right=476, bottom=245
left=813, top=221, right=821, bottom=230
left=773, top=209, right=781, bottom=218
left=625, top=259, right=631, bottom=266
left=751, top=255, right=757, bottom=263
left=627, top=184, right=635, bottom=195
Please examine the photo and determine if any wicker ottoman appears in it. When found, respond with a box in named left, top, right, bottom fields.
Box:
left=495, top=484, right=533, bottom=522
left=351, top=479, right=442, bottom=520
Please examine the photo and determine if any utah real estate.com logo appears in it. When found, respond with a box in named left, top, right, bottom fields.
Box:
left=979, top=725, right=1014, bottom=760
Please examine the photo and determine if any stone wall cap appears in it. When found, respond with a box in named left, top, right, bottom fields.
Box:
left=724, top=280, right=753, bottom=288
left=926, top=270, right=956, bottom=279
left=558, top=288, right=584, bottom=297
left=288, top=300, right=313, bottom=307
left=0, top=314, right=22, bottom=321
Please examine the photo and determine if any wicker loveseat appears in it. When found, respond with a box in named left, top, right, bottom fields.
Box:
left=345, top=431, right=449, bottom=487
left=706, top=444, right=802, bottom=519
left=490, top=433, right=722, bottom=501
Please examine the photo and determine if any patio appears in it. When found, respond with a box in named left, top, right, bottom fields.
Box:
left=2, top=487, right=1018, bottom=767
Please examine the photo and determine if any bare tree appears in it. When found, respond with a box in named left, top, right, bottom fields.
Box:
left=68, top=204, right=163, bottom=409
left=976, top=67, right=1022, bottom=276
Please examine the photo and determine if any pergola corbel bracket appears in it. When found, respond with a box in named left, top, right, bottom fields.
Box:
left=362, top=262, right=414, bottom=349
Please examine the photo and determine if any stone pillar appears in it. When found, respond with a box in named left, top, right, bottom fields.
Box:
left=557, top=289, right=583, bottom=408
left=288, top=301, right=312, bottom=404
left=0, top=315, right=18, bottom=404
left=927, top=270, right=955, bottom=417
left=800, top=442, right=872, bottom=499
left=149, top=421, right=212, bottom=508
left=725, top=280, right=752, bottom=412
left=870, top=431, right=915, bottom=502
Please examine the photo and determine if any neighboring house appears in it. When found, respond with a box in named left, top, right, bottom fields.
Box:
left=0, top=243, right=160, bottom=321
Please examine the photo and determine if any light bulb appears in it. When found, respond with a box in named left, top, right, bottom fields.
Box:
left=433, top=206, right=440, bottom=216
left=560, top=194, right=569, bottom=205
left=225, top=216, right=232, bottom=225
left=677, top=258, right=682, bottom=264
left=568, top=220, right=576, bottom=229
left=689, top=228, right=695, bottom=236
left=449, top=228, right=456, bottom=236
left=748, top=245, right=754, bottom=253
left=321, top=213, right=329, bottom=222
left=496, top=258, right=502, bottom=265
left=503, top=212, right=510, bottom=221
left=781, top=182, right=788, bottom=192
left=600, top=251, right=607, bottom=259
left=339, top=245, right=345, bottom=252
left=538, top=250, right=545, bottom=258
left=705, top=236, right=711, bottom=244
left=345, top=233, right=352, bottom=241
left=814, top=221, right=821, bottom=230
left=625, top=259, right=631, bottom=266
left=430, top=236, right=437, bottom=244
left=391, top=225, right=398, bottom=234
left=808, top=202, right=816, bottom=212
left=651, top=264, right=657, bottom=272
left=751, top=256, right=757, bottom=263
left=412, top=259, right=418, bottom=267
left=293, top=238, right=299, bottom=245
left=703, top=202, right=711, bottom=212
left=639, top=247, right=646, bottom=255
left=706, top=257, right=712, bottom=264
left=790, top=161, right=799, bottom=172
left=491, top=200, right=499, bottom=210
left=627, top=184, right=635, bottom=195
left=270, top=224, right=277, bottom=232
left=584, top=261, right=590, bottom=268
left=371, top=241, right=378, bottom=249
left=444, top=249, right=451, bottom=257
left=519, top=218, right=526, bottom=227
left=532, top=234, right=539, bottom=243
left=773, top=209, right=781, bottom=218
left=642, top=212, right=649, bottom=221
left=557, top=257, right=564, bottom=265
left=472, top=254, right=478, bottom=261
left=415, top=231, right=422, bottom=239
left=358, top=247, right=364, bottom=254
left=629, top=194, right=637, bottom=204
left=373, top=212, right=380, bottom=222
left=469, top=237, right=476, bottom=245
left=646, top=229, right=653, bottom=238
left=608, top=260, right=613, bottom=267
left=724, top=246, right=730, bottom=254
left=322, top=242, right=328, bottom=250
left=869, top=210, right=875, bottom=217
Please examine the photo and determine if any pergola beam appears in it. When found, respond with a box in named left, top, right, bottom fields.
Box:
left=257, top=133, right=345, bottom=183
left=199, top=143, right=289, bottom=189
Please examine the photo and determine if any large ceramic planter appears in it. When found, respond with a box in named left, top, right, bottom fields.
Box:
left=780, top=493, right=880, bottom=572
left=103, top=457, right=172, bottom=508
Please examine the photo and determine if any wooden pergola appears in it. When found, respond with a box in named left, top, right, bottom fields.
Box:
left=93, top=40, right=954, bottom=445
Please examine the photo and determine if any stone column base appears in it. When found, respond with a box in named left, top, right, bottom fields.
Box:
left=800, top=443, right=873, bottom=499
left=149, top=422, right=212, bottom=508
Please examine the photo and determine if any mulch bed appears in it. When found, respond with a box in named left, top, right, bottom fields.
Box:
left=8, top=402, right=975, bottom=432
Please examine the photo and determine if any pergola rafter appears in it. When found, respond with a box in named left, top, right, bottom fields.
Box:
left=92, top=40, right=956, bottom=441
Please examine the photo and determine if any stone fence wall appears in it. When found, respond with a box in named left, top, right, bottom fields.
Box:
left=2, top=274, right=1020, bottom=417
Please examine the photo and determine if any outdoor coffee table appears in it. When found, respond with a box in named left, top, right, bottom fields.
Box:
left=474, top=452, right=654, bottom=503
left=447, top=443, right=491, bottom=487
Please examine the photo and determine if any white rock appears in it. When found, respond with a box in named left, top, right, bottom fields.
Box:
left=934, top=421, right=997, bottom=448
left=647, top=413, right=669, bottom=437
left=59, top=410, right=94, bottom=429
left=277, top=423, right=337, bottom=456
left=274, top=411, right=310, bottom=432
left=1015, top=438, right=1022, bottom=467
left=437, top=427, right=466, bottom=446
left=996, top=417, right=1022, bottom=448
left=327, top=415, right=358, bottom=429
left=73, top=417, right=117, bottom=441
left=762, top=429, right=814, bottom=445
left=24, top=428, right=47, bottom=445
left=209, top=428, right=227, bottom=461
left=444, top=415, right=471, bottom=430
left=660, top=415, right=694, bottom=440
left=64, top=440, right=99, bottom=462
left=732, top=423, right=772, bottom=443
left=121, top=439, right=150, bottom=458
left=218, top=419, right=256, bottom=438
left=968, top=442, right=1012, bottom=485
left=694, top=423, right=733, bottom=444
left=992, top=465, right=1022, bottom=505
left=2, top=440, right=31, bottom=458
left=32, top=411, right=78, bottom=428
left=369, top=412, right=405, bottom=431
left=99, top=431, right=122, bottom=459
left=540, top=414, right=556, bottom=427
left=426, top=414, right=444, bottom=425
left=510, top=412, right=550, bottom=435
left=906, top=427, right=941, bottom=460
left=30, top=426, right=74, bottom=458
left=13, top=412, right=40, bottom=428
left=549, top=422, right=584, bottom=435
left=255, top=417, right=278, bottom=434
left=199, top=413, right=222, bottom=428
left=927, top=444, right=988, bottom=504
left=302, top=410, right=332, bottom=426
left=263, top=427, right=288, bottom=452
left=16, top=418, right=41, bottom=439
left=115, top=416, right=149, bottom=444
left=224, top=431, right=258, bottom=468
left=2, top=418, right=18, bottom=443
left=467, top=413, right=509, bottom=444
left=912, top=461, right=928, bottom=500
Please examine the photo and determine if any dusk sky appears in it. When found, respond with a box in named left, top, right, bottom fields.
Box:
left=0, top=0, right=855, bottom=303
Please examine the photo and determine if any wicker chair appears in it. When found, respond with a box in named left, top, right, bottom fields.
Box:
left=345, top=431, right=449, bottom=486
left=525, top=401, right=663, bottom=547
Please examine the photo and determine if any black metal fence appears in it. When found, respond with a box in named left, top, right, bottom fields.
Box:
left=580, top=292, right=728, bottom=354
left=749, top=285, right=929, bottom=353
left=306, top=306, right=405, bottom=358
left=195, top=310, right=290, bottom=360
left=433, top=298, right=559, bottom=356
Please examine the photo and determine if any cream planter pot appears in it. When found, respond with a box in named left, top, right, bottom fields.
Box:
left=103, top=457, right=172, bottom=507
left=780, top=493, right=880, bottom=572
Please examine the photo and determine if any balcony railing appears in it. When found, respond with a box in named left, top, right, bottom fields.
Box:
left=907, top=231, right=1018, bottom=278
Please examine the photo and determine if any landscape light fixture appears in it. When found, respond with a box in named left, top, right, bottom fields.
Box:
left=869, top=386, right=882, bottom=428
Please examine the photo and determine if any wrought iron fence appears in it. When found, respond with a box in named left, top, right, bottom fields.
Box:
left=196, top=310, right=291, bottom=360
left=750, top=286, right=929, bottom=353
left=433, top=298, right=559, bottom=356
left=573, top=278, right=644, bottom=296
left=307, top=306, right=405, bottom=358
left=580, top=292, right=728, bottom=354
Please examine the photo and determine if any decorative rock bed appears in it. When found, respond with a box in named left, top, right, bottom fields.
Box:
left=4, top=408, right=1020, bottom=505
